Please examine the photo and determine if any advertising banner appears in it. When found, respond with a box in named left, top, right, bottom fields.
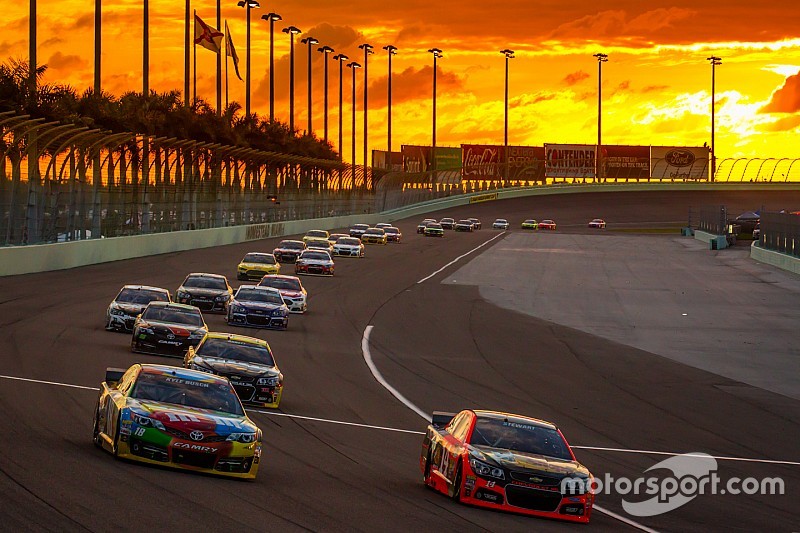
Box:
left=401, top=145, right=431, bottom=173
left=507, top=145, right=546, bottom=182
left=462, top=144, right=503, bottom=180
left=435, top=147, right=462, bottom=170
left=545, top=144, right=596, bottom=179
left=601, top=145, right=650, bottom=180
left=651, top=146, right=710, bottom=180
left=372, top=150, right=403, bottom=171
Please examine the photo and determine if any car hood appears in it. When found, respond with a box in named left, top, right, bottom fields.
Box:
left=179, top=287, right=227, bottom=297
left=192, top=355, right=279, bottom=379
left=113, top=303, right=147, bottom=314
left=274, top=247, right=302, bottom=253
left=278, top=289, right=304, bottom=298
left=470, top=445, right=589, bottom=477
left=128, top=399, right=255, bottom=434
left=232, top=299, right=284, bottom=311
left=240, top=262, right=277, bottom=270
left=298, top=258, right=332, bottom=265
left=335, top=243, right=360, bottom=248
left=140, top=320, right=205, bottom=335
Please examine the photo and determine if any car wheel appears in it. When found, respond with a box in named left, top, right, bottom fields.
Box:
left=92, top=403, right=102, bottom=448
left=422, top=450, right=432, bottom=484
left=112, top=417, right=121, bottom=457
left=451, top=461, right=463, bottom=502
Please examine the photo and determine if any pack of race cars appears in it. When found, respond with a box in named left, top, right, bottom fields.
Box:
left=95, top=217, right=595, bottom=523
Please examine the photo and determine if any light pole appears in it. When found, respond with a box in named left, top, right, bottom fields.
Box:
left=95, top=0, right=101, bottom=94
left=237, top=0, right=260, bottom=117
left=707, top=56, right=722, bottom=180
left=318, top=45, right=335, bottom=143
left=347, top=61, right=362, bottom=169
left=301, top=36, right=319, bottom=134
left=593, top=52, right=608, bottom=182
left=383, top=45, right=397, bottom=158
left=333, top=54, right=349, bottom=160
left=358, top=44, right=373, bottom=175
left=282, top=26, right=302, bottom=132
left=500, top=49, right=514, bottom=184
left=428, top=48, right=443, bottom=176
left=261, top=12, right=281, bottom=122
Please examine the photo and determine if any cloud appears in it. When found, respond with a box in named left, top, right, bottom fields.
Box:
left=47, top=52, right=86, bottom=71
left=642, top=85, right=669, bottom=94
left=761, top=115, right=800, bottom=132
left=563, top=71, right=589, bottom=86
left=368, top=65, right=466, bottom=108
left=760, top=73, right=800, bottom=113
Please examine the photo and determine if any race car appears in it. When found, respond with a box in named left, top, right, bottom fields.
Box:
left=384, top=227, right=402, bottom=243
left=440, top=217, right=456, bottom=230
left=185, top=333, right=284, bottom=408
left=492, top=218, right=510, bottom=230
left=273, top=239, right=307, bottom=263
left=258, top=275, right=308, bottom=313
left=131, top=301, right=208, bottom=357
left=468, top=218, right=482, bottom=230
left=424, top=222, right=445, bottom=237
left=521, top=219, right=538, bottom=230
left=328, top=233, right=349, bottom=247
left=349, top=223, right=370, bottom=238
left=92, top=364, right=262, bottom=479
left=375, top=222, right=392, bottom=229
left=420, top=410, right=594, bottom=523
left=417, top=219, right=437, bottom=234
left=306, top=239, right=335, bottom=256
left=236, top=252, right=280, bottom=281
left=361, top=227, right=388, bottom=245
left=588, top=219, right=606, bottom=229
left=303, top=229, right=330, bottom=247
left=295, top=250, right=335, bottom=276
left=539, top=219, right=557, bottom=230
left=105, top=285, right=171, bottom=333
left=226, top=285, right=290, bottom=330
left=333, top=236, right=366, bottom=257
left=455, top=220, right=475, bottom=232
left=175, top=273, right=233, bottom=314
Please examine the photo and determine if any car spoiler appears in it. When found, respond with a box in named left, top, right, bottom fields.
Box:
left=105, top=367, right=126, bottom=386
left=431, top=411, right=456, bottom=428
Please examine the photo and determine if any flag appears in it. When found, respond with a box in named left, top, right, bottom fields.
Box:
left=194, top=14, right=223, bottom=53
left=225, top=21, right=243, bottom=81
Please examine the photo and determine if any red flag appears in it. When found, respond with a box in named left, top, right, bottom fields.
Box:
left=225, top=21, right=243, bottom=81
left=194, top=14, right=223, bottom=53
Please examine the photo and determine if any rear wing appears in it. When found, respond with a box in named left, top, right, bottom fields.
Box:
left=104, top=367, right=127, bottom=387
left=431, top=411, right=456, bottom=429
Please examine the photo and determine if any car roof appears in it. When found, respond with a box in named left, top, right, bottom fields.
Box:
left=204, top=332, right=270, bottom=347
left=145, top=301, right=199, bottom=311
left=138, top=364, right=232, bottom=385
left=262, top=274, right=301, bottom=280
left=121, top=285, right=169, bottom=292
left=278, top=239, right=305, bottom=245
left=472, top=409, right=558, bottom=430
left=236, top=284, right=280, bottom=292
left=186, top=272, right=226, bottom=279
left=242, top=252, right=274, bottom=257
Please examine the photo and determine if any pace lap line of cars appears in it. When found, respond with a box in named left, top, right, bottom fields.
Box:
left=95, top=218, right=597, bottom=523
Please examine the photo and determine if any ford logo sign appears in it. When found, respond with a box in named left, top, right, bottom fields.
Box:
left=665, top=149, right=696, bottom=167
left=190, top=430, right=204, bottom=441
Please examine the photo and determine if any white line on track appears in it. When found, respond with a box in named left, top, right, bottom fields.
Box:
left=0, top=374, right=99, bottom=391
left=592, top=505, right=659, bottom=533
left=416, top=231, right=506, bottom=284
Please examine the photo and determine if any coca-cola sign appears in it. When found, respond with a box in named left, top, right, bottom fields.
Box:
left=462, top=144, right=502, bottom=180
left=665, top=149, right=695, bottom=167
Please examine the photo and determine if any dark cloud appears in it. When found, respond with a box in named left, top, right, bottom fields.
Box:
left=760, top=73, right=800, bottom=113
left=47, top=52, right=86, bottom=71
left=563, top=71, right=590, bottom=86
left=642, top=84, right=669, bottom=94
left=368, top=65, right=466, bottom=108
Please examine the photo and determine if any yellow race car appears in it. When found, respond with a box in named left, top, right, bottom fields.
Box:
left=237, top=252, right=280, bottom=280
left=303, top=229, right=330, bottom=247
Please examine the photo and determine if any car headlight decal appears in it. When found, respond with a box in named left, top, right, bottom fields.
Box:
left=469, top=457, right=505, bottom=480
left=131, top=412, right=166, bottom=430
left=227, top=432, right=257, bottom=443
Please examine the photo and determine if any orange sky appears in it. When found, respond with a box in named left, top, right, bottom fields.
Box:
left=4, top=1, right=800, bottom=163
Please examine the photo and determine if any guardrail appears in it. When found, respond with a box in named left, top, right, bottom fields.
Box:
left=759, top=212, right=800, bottom=258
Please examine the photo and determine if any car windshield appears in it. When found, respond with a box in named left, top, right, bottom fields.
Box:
left=469, top=416, right=572, bottom=460
left=116, top=288, right=169, bottom=304
left=352, top=224, right=369, bottom=230
left=385, top=228, right=399, bottom=234
left=427, top=223, right=442, bottom=229
left=306, top=230, right=327, bottom=238
left=279, top=241, right=305, bottom=250
left=258, top=277, right=302, bottom=291
left=302, top=251, right=330, bottom=261
left=235, top=288, right=284, bottom=305
left=141, top=306, right=204, bottom=326
left=442, top=218, right=454, bottom=222
left=365, top=228, right=384, bottom=235
left=338, top=237, right=361, bottom=246
left=130, top=370, right=243, bottom=416
left=307, top=241, right=330, bottom=248
left=495, top=219, right=507, bottom=223
left=458, top=220, right=471, bottom=224
left=242, top=253, right=275, bottom=264
left=543, top=220, right=554, bottom=224
left=196, top=338, right=276, bottom=367
left=183, top=276, right=227, bottom=290
left=524, top=220, right=535, bottom=224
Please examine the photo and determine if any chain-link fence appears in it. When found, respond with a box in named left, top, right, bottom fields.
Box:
left=759, top=212, right=800, bottom=258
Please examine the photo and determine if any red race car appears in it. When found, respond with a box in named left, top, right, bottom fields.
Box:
left=420, top=409, right=594, bottom=523
left=538, top=219, right=557, bottom=230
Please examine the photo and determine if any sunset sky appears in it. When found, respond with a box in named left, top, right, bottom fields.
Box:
left=4, top=1, right=800, bottom=164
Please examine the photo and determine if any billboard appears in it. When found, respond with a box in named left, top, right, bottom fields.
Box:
left=401, top=145, right=431, bottom=173
left=545, top=144, right=596, bottom=179
left=507, top=145, right=546, bottom=182
left=372, top=150, right=403, bottom=171
left=601, top=145, right=650, bottom=180
left=651, top=146, right=709, bottom=180
left=435, top=147, right=462, bottom=170
left=462, top=144, right=502, bottom=180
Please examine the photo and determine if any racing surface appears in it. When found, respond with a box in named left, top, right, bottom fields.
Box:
left=1, top=189, right=799, bottom=532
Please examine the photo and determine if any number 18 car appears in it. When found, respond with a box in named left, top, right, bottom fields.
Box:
left=420, top=409, right=594, bottom=523
left=92, top=364, right=262, bottom=479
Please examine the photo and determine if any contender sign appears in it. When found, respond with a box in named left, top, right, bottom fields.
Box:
left=545, top=144, right=596, bottom=180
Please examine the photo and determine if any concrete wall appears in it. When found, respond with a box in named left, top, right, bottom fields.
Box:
left=1, top=182, right=795, bottom=277
left=750, top=242, right=800, bottom=276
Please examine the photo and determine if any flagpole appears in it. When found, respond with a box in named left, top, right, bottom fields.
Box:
left=184, top=0, right=189, bottom=107
left=193, top=10, right=197, bottom=106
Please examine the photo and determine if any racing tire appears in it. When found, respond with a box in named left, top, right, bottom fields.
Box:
left=92, top=404, right=102, bottom=448
left=112, top=419, right=121, bottom=457
left=237, top=274, right=246, bottom=281
left=450, top=462, right=463, bottom=502
left=422, top=451, right=432, bottom=484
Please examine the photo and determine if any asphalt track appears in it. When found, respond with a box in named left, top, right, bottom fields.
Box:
left=1, top=190, right=799, bottom=532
